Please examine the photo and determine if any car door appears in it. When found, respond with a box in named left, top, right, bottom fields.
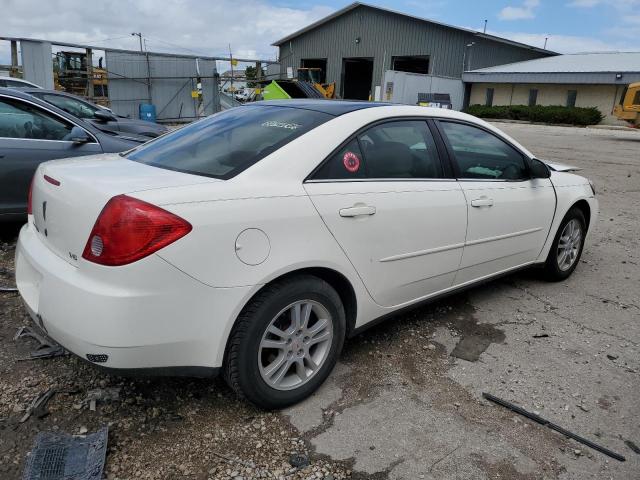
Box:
left=0, top=95, right=102, bottom=216
left=435, top=120, right=556, bottom=286
left=304, top=119, right=468, bottom=308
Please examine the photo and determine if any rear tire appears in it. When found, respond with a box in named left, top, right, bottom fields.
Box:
left=223, top=275, right=345, bottom=410
left=542, top=208, right=586, bottom=281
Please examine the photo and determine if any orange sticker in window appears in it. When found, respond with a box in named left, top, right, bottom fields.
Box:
left=343, top=151, right=360, bottom=173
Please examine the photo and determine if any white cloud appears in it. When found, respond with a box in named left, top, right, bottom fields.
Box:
left=485, top=29, right=631, bottom=53
left=498, top=0, right=540, bottom=20
left=0, top=0, right=334, bottom=66
left=568, top=0, right=640, bottom=7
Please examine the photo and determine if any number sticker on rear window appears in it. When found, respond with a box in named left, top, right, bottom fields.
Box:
left=261, top=121, right=301, bottom=130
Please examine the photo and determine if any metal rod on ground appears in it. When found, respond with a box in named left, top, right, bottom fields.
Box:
left=482, top=393, right=626, bottom=462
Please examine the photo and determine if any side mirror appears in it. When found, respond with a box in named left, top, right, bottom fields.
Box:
left=69, top=126, right=90, bottom=144
left=94, top=110, right=116, bottom=122
left=530, top=158, right=551, bottom=179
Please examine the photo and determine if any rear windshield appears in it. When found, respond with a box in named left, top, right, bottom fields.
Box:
left=127, top=105, right=332, bottom=179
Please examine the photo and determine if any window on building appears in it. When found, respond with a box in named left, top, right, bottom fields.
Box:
left=485, top=88, right=494, bottom=107
left=439, top=121, right=528, bottom=181
left=566, top=90, right=577, bottom=108
left=528, top=89, right=538, bottom=107
left=391, top=56, right=429, bottom=75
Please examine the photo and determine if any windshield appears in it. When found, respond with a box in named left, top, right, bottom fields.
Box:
left=127, top=105, right=332, bottom=179
left=37, top=93, right=99, bottom=119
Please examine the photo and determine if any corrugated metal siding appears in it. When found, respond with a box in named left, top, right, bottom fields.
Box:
left=278, top=5, right=549, bottom=97
left=106, top=52, right=202, bottom=121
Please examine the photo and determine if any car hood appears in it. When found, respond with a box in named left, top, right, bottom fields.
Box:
left=543, top=160, right=581, bottom=172
left=116, top=117, right=168, bottom=132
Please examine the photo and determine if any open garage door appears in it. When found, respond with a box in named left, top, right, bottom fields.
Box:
left=341, top=58, right=373, bottom=100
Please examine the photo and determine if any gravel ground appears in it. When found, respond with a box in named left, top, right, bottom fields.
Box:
left=0, top=122, right=638, bottom=479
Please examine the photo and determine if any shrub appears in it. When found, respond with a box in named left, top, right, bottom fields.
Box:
left=464, top=104, right=603, bottom=126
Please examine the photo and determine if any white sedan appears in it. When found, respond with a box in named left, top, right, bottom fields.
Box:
left=16, top=101, right=597, bottom=409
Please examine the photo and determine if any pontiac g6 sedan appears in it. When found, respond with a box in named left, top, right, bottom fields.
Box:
left=16, top=100, right=597, bottom=409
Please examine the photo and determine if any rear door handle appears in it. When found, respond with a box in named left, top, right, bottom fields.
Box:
left=471, top=197, right=494, bottom=207
left=339, top=205, right=376, bottom=217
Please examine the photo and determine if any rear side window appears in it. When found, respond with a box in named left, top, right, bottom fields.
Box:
left=128, top=105, right=332, bottom=179
left=313, top=120, right=443, bottom=180
left=439, top=121, right=528, bottom=180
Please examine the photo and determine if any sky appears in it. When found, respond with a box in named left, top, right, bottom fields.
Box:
left=1, top=0, right=638, bottom=67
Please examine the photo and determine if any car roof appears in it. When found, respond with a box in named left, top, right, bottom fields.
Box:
left=0, top=87, right=98, bottom=130
left=251, top=99, right=392, bottom=116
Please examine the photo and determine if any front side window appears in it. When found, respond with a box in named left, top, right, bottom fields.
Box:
left=313, top=120, right=443, bottom=180
left=439, top=121, right=528, bottom=180
left=36, top=93, right=99, bottom=119
left=0, top=97, right=74, bottom=140
left=128, top=105, right=332, bottom=179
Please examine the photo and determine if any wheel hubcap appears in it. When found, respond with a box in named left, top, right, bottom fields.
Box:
left=557, top=219, right=582, bottom=271
left=258, top=300, right=333, bottom=391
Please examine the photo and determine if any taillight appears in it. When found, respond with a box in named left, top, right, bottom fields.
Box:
left=27, top=176, right=34, bottom=215
left=82, top=195, right=192, bottom=266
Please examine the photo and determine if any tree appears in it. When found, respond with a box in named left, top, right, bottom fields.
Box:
left=245, top=66, right=257, bottom=88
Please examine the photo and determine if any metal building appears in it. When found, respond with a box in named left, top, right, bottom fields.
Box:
left=273, top=2, right=554, bottom=102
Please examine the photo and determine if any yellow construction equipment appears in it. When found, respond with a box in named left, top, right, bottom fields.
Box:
left=297, top=68, right=336, bottom=99
left=53, top=51, right=109, bottom=107
left=613, top=82, right=640, bottom=127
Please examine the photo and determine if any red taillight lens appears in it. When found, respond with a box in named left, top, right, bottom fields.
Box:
left=82, top=195, right=192, bottom=266
left=27, top=176, right=34, bottom=215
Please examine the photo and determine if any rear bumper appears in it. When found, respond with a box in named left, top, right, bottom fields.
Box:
left=16, top=223, right=253, bottom=372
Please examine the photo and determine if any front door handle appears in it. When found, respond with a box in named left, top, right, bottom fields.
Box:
left=471, top=197, right=494, bottom=207
left=339, top=205, right=376, bottom=217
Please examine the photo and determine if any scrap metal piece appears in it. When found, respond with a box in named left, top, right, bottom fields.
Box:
left=22, top=427, right=108, bottom=480
left=483, top=392, right=626, bottom=462
left=20, top=388, right=56, bottom=423
left=14, top=326, right=66, bottom=359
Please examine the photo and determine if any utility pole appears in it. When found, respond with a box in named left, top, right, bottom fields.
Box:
left=131, top=32, right=151, bottom=104
left=483, top=19, right=487, bottom=33
left=131, top=32, right=144, bottom=52
left=228, top=43, right=234, bottom=93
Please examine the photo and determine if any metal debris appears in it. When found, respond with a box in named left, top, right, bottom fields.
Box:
left=0, top=286, right=18, bottom=292
left=483, top=392, right=626, bottom=462
left=22, top=427, right=108, bottom=480
left=85, top=387, right=121, bottom=411
left=19, top=388, right=56, bottom=423
left=14, top=326, right=66, bottom=359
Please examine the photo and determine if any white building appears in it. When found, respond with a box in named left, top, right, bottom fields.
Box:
left=462, top=52, right=640, bottom=124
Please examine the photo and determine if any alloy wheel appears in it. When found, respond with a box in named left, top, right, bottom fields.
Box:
left=557, top=218, right=582, bottom=271
left=258, top=300, right=333, bottom=391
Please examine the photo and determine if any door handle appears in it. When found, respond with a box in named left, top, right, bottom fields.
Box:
left=339, top=205, right=376, bottom=217
left=471, top=197, right=494, bottom=207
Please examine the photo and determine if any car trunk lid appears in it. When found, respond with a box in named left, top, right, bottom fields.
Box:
left=30, top=154, right=219, bottom=267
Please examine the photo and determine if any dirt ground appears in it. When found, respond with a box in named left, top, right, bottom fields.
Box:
left=0, top=123, right=638, bottom=479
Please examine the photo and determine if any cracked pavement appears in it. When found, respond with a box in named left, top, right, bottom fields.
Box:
left=284, top=123, right=640, bottom=479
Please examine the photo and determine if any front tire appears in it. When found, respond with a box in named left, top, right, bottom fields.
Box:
left=543, top=207, right=586, bottom=281
left=224, top=275, right=346, bottom=409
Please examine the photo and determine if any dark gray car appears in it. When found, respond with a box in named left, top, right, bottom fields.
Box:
left=21, top=88, right=169, bottom=138
left=0, top=88, right=145, bottom=220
